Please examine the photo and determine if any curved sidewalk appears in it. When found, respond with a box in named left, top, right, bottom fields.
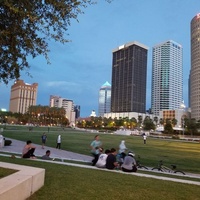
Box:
left=0, top=138, right=93, bottom=163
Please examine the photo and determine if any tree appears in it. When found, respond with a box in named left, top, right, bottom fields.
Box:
left=0, top=0, right=111, bottom=84
left=172, top=118, right=177, bottom=127
left=143, top=116, right=155, bottom=131
left=186, top=118, right=198, bottom=136
left=153, top=116, right=158, bottom=126
left=164, top=119, right=173, bottom=134
left=159, top=118, right=164, bottom=126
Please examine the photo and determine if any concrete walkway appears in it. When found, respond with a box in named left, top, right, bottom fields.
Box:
left=0, top=138, right=93, bottom=163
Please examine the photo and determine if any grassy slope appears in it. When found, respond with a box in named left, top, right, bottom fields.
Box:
left=0, top=156, right=199, bottom=200
left=2, top=126, right=200, bottom=173
left=1, top=126, right=200, bottom=200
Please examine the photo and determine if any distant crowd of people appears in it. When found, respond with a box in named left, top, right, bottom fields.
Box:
left=90, top=135, right=138, bottom=172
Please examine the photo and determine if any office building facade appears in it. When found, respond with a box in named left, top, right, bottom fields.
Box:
left=111, top=41, right=148, bottom=113
left=151, top=40, right=183, bottom=116
left=9, top=80, right=38, bottom=114
left=49, top=95, right=75, bottom=124
left=190, top=13, right=200, bottom=119
left=98, top=81, right=111, bottom=117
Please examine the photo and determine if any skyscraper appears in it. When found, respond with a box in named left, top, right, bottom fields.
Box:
left=74, top=105, right=81, bottom=119
left=98, top=81, right=111, bottom=117
left=9, top=80, right=38, bottom=114
left=151, top=40, right=183, bottom=116
left=111, top=41, right=148, bottom=113
left=190, top=13, right=200, bottom=119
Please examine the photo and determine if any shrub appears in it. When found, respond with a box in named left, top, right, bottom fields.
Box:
left=172, top=135, right=180, bottom=139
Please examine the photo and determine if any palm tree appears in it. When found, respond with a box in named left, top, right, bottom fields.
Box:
left=159, top=118, right=164, bottom=126
left=153, top=116, right=158, bottom=125
left=172, top=118, right=178, bottom=127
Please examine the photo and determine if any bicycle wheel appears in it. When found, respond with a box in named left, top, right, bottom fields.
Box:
left=151, top=167, right=162, bottom=171
left=139, top=165, right=148, bottom=170
left=174, top=170, right=185, bottom=175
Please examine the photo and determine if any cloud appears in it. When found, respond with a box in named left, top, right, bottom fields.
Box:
left=45, top=81, right=81, bottom=92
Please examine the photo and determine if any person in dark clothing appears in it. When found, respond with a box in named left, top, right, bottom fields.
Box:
left=106, top=148, right=119, bottom=170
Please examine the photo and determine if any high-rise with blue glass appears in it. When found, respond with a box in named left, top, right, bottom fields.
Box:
left=151, top=40, right=183, bottom=116
left=98, top=81, right=111, bottom=117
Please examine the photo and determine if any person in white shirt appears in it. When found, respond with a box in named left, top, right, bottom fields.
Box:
left=143, top=134, right=147, bottom=144
left=119, top=140, right=127, bottom=154
left=56, top=135, right=61, bottom=149
left=95, top=149, right=111, bottom=168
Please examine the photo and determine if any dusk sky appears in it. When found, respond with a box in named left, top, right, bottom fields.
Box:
left=0, top=0, right=200, bottom=117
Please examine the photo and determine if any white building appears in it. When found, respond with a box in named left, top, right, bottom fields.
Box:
left=104, top=112, right=157, bottom=121
left=151, top=40, right=183, bottom=116
left=98, top=81, right=111, bottom=117
left=49, top=95, right=75, bottom=124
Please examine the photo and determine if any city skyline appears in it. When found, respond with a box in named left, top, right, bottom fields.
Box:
left=0, top=1, right=200, bottom=117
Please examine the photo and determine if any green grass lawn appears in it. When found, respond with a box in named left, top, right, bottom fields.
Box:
left=1, top=125, right=200, bottom=199
left=0, top=156, right=200, bottom=200
left=2, top=125, right=200, bottom=173
left=0, top=167, right=17, bottom=178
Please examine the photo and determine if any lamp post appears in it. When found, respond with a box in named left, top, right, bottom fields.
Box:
left=182, top=118, right=185, bottom=137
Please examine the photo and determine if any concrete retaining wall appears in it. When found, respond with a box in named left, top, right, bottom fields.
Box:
left=0, top=162, right=45, bottom=200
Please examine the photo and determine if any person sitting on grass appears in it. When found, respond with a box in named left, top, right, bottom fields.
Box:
left=121, top=152, right=137, bottom=172
left=95, top=149, right=110, bottom=168
left=22, top=140, right=36, bottom=159
left=41, top=150, right=53, bottom=160
left=106, top=148, right=119, bottom=170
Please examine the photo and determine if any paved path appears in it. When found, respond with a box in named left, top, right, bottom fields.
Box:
left=0, top=138, right=93, bottom=162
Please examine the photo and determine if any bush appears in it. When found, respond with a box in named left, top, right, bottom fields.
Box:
left=4, top=140, right=12, bottom=146
left=172, top=135, right=180, bottom=139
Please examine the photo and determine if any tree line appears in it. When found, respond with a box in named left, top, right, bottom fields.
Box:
left=76, top=115, right=200, bottom=136
left=0, top=105, right=68, bottom=126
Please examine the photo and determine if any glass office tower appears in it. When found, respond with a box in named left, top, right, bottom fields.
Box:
left=151, top=40, right=183, bottom=116
left=98, top=81, right=111, bottom=117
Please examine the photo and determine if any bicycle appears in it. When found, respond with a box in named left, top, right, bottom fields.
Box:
left=136, top=155, right=148, bottom=170
left=151, top=160, right=185, bottom=175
